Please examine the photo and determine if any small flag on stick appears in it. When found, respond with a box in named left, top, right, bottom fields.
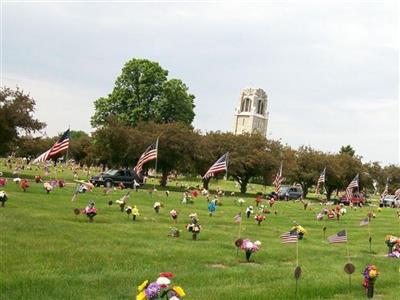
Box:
left=280, top=229, right=298, bottom=244
left=359, top=217, right=369, bottom=226
left=327, top=230, right=347, bottom=244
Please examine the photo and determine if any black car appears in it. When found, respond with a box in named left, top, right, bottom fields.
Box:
left=90, top=169, right=142, bottom=188
left=278, top=186, right=303, bottom=200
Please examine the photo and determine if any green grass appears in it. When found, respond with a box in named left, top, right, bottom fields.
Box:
left=1, top=167, right=400, bottom=299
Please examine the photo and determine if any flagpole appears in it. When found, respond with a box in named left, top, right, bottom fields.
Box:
left=225, top=152, right=229, bottom=181
left=154, top=137, right=159, bottom=190
left=65, top=125, right=70, bottom=166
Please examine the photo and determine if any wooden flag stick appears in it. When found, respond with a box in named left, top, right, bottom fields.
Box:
left=368, top=221, right=372, bottom=253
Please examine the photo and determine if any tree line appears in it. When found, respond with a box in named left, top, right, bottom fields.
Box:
left=1, top=58, right=399, bottom=197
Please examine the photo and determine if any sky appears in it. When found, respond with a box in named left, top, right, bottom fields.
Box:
left=1, top=0, right=399, bottom=165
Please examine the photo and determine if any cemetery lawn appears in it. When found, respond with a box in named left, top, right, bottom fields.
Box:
left=1, top=176, right=399, bottom=299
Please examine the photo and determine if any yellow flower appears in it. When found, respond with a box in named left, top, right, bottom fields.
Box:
left=137, top=280, right=148, bottom=292
left=136, top=291, right=146, bottom=300
left=369, top=269, right=377, bottom=277
left=173, top=286, right=186, bottom=297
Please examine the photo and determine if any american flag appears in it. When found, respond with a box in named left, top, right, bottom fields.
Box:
left=381, top=178, right=389, bottom=198
left=346, top=174, right=359, bottom=201
left=280, top=229, right=298, bottom=244
left=360, top=217, right=369, bottom=226
left=234, top=212, right=242, bottom=223
left=327, top=230, right=347, bottom=244
left=32, top=129, right=70, bottom=164
left=316, top=167, right=326, bottom=194
left=133, top=139, right=158, bottom=174
left=394, top=188, right=400, bottom=200
left=273, top=162, right=285, bottom=193
left=203, top=152, right=229, bottom=179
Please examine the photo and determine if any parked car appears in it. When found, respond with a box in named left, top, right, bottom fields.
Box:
left=278, top=186, right=303, bottom=200
left=382, top=195, right=400, bottom=207
left=339, top=194, right=366, bottom=206
left=90, top=169, right=142, bottom=188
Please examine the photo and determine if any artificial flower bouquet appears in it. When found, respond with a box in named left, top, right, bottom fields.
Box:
left=170, top=210, right=178, bottom=222
left=254, top=214, right=266, bottom=225
left=83, top=202, right=97, bottom=222
left=0, top=190, right=8, bottom=207
left=186, top=213, right=201, bottom=240
left=385, top=235, right=400, bottom=258
left=136, top=272, right=186, bottom=300
left=236, top=238, right=261, bottom=262
left=362, top=264, right=379, bottom=298
left=153, top=202, right=162, bottom=213
left=169, top=227, right=181, bottom=237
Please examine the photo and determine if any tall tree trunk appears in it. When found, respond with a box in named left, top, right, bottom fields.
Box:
left=240, top=177, right=249, bottom=194
left=326, top=188, right=333, bottom=201
left=159, top=169, right=169, bottom=187
left=202, top=177, right=210, bottom=190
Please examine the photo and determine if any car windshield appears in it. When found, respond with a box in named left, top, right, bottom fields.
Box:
left=280, top=187, right=289, bottom=193
left=105, top=169, right=118, bottom=176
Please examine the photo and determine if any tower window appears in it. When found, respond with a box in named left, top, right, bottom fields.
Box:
left=257, top=100, right=264, bottom=115
left=241, top=98, right=252, bottom=112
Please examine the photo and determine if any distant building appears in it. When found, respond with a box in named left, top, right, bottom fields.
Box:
left=233, top=88, right=269, bottom=136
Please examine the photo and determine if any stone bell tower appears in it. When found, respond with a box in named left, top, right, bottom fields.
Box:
left=233, top=88, right=269, bottom=136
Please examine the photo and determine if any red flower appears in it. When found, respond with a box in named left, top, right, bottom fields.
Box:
left=159, top=272, right=174, bottom=278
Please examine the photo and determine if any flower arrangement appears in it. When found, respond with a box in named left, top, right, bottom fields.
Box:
left=34, top=175, right=42, bottom=183
left=83, top=201, right=97, bottom=222
left=136, top=272, right=185, bottom=300
left=186, top=214, right=201, bottom=240
left=170, top=210, right=178, bottom=222
left=385, top=235, right=400, bottom=258
left=246, top=206, right=254, bottom=218
left=237, top=198, right=245, bottom=206
left=291, top=223, right=307, bottom=240
left=254, top=214, right=266, bottom=225
left=132, top=206, right=140, bottom=221
left=268, top=198, right=275, bottom=207
left=208, top=202, right=216, bottom=216
left=153, top=202, right=162, bottom=213
left=362, top=264, right=379, bottom=298
left=236, top=239, right=261, bottom=262
left=169, top=227, right=181, bottom=237
left=0, top=190, right=8, bottom=207
left=43, top=182, right=53, bottom=194
left=20, top=179, right=29, bottom=192
left=0, top=178, right=7, bottom=187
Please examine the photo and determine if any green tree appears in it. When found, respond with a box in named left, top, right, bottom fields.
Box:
left=288, top=146, right=326, bottom=198
left=339, top=145, right=355, bottom=157
left=91, top=59, right=195, bottom=127
left=0, top=87, right=45, bottom=155
left=155, top=79, right=195, bottom=124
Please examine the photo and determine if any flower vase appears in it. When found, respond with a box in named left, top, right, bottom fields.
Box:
left=88, top=216, right=94, bottom=223
left=1, top=201, right=4, bottom=207
left=367, top=282, right=374, bottom=298
left=192, top=233, right=197, bottom=240
left=155, top=207, right=160, bottom=213
left=245, top=250, right=252, bottom=262
left=257, top=220, right=261, bottom=226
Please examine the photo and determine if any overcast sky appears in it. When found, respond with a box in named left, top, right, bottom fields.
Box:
left=2, top=0, right=399, bottom=165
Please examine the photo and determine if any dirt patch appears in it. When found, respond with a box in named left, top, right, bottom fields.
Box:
left=207, top=264, right=228, bottom=269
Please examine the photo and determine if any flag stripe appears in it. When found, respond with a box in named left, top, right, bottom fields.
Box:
left=203, top=153, right=228, bottom=179
left=134, top=141, right=158, bottom=174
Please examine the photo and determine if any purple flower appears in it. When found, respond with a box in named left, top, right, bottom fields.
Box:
left=144, top=282, right=160, bottom=299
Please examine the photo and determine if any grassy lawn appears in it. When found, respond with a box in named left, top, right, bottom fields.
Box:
left=1, top=166, right=399, bottom=299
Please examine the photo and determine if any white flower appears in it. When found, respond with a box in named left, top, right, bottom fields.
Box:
left=170, top=297, right=180, bottom=300
left=13, top=178, right=21, bottom=183
left=156, top=276, right=171, bottom=286
left=254, top=241, right=261, bottom=247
